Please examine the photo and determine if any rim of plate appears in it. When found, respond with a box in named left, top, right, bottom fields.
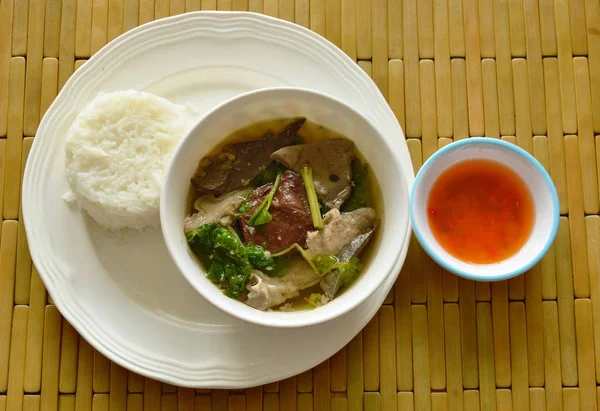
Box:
left=22, top=11, right=414, bottom=387
left=409, top=137, right=560, bottom=281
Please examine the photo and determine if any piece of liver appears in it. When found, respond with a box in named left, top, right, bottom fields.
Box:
left=239, top=171, right=314, bottom=253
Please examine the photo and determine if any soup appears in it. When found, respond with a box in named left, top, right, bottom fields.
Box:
left=183, top=118, right=382, bottom=311
left=427, top=159, right=534, bottom=264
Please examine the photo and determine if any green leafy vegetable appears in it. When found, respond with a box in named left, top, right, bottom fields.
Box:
left=305, top=293, right=322, bottom=309
left=268, top=256, right=293, bottom=278
left=312, top=254, right=362, bottom=285
left=247, top=171, right=283, bottom=226
left=271, top=243, right=320, bottom=274
left=186, top=223, right=281, bottom=297
left=301, top=165, right=324, bottom=229
left=342, top=159, right=370, bottom=212
left=235, top=193, right=253, bottom=218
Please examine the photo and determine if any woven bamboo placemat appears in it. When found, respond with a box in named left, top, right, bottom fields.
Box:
left=1, top=0, right=599, bottom=409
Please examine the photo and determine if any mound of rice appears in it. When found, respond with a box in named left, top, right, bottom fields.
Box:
left=64, top=90, right=194, bottom=231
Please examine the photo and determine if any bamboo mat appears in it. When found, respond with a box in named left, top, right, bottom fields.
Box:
left=0, top=0, right=599, bottom=410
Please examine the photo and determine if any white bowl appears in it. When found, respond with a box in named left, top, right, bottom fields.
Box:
left=161, top=87, right=410, bottom=328
left=410, top=138, right=559, bottom=281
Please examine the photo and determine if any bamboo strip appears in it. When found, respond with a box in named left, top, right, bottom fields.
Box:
left=127, top=372, right=144, bottom=393
left=92, top=394, right=108, bottom=411
left=573, top=57, right=600, bottom=214
left=539, top=0, right=557, bottom=55
left=355, top=0, right=371, bottom=58
left=459, top=278, right=479, bottom=389
left=58, top=395, right=74, bottom=411
left=294, top=0, right=307, bottom=26
left=330, top=348, right=346, bottom=392
left=279, top=378, right=295, bottom=411
left=277, top=0, right=292, bottom=20
left=186, top=0, right=201, bottom=10
left=309, top=0, right=325, bottom=37
left=107, top=0, right=124, bottom=42
left=426, top=257, right=445, bottom=390
left=379, top=307, right=396, bottom=410
left=4, top=57, right=24, bottom=220
left=418, top=0, right=434, bottom=58
left=75, top=0, right=92, bottom=57
left=195, top=395, right=211, bottom=410
left=245, top=386, right=262, bottom=411
left=478, top=0, right=495, bottom=57
left=574, top=299, right=597, bottom=409
left=363, top=312, right=379, bottom=391
left=363, top=392, right=379, bottom=411
left=123, top=0, right=139, bottom=31
left=6, top=306, right=28, bottom=411
left=40, top=306, right=62, bottom=411
left=109, top=363, right=127, bottom=411
left=555, top=217, right=578, bottom=386
left=509, top=302, right=530, bottom=411
left=433, top=0, right=452, bottom=137
left=564, top=136, right=590, bottom=297
left=512, top=59, right=533, bottom=154
left=529, top=388, right=546, bottom=411
left=397, top=392, right=414, bottom=411
left=420, top=60, right=437, bottom=161
left=481, top=59, right=500, bottom=138
left=568, top=0, right=587, bottom=55
left=162, top=383, right=177, bottom=393
left=444, top=304, right=463, bottom=411
left=0, top=221, right=18, bottom=392
left=296, top=369, right=312, bottom=392
left=431, top=393, right=447, bottom=411
left=58, top=0, right=76, bottom=91
left=14, top=137, right=33, bottom=305
left=403, top=0, right=421, bottom=137
left=58, top=319, right=78, bottom=393
left=75, top=337, right=93, bottom=411
left=412, top=305, right=432, bottom=411
left=264, top=0, right=278, bottom=16
left=154, top=0, right=168, bottom=17
left=524, top=264, right=545, bottom=387
left=448, top=0, right=465, bottom=57
left=493, top=0, right=515, bottom=136
left=23, top=396, right=40, bottom=411
left=554, top=0, right=577, bottom=133
left=23, top=266, right=46, bottom=393
left=91, top=0, right=109, bottom=55
left=127, top=394, right=143, bottom=410
left=44, top=0, right=62, bottom=57
left=464, top=391, right=480, bottom=411
left=143, top=379, right=160, bottom=411
left=463, top=8, right=484, bottom=137
left=496, top=389, right=512, bottom=411
left=139, top=0, right=154, bottom=24
left=395, top=267, right=413, bottom=391
left=331, top=397, right=346, bottom=411
left=170, top=0, right=185, bottom=13
left=587, top=216, right=600, bottom=383
left=0, top=141, right=5, bottom=222
left=389, top=60, right=405, bottom=131
left=563, top=388, right=580, bottom=411
left=477, top=303, right=496, bottom=411
left=475, top=282, right=491, bottom=302
left=0, top=0, right=13, bottom=137
left=372, top=0, right=388, bottom=100
left=491, top=281, right=511, bottom=388
left=508, top=0, right=526, bottom=56
left=92, top=351, right=110, bottom=393
left=12, top=0, right=28, bottom=56
left=314, top=360, right=331, bottom=410
left=346, top=333, right=363, bottom=411
left=523, top=0, right=547, bottom=135
left=341, top=0, right=356, bottom=60
left=543, top=58, right=568, bottom=215
left=388, top=0, right=402, bottom=58
left=298, top=393, right=313, bottom=411
left=451, top=58, right=469, bottom=140
left=325, top=0, right=341, bottom=47
left=23, top=0, right=45, bottom=136
left=408, top=236, right=427, bottom=304
left=202, top=0, right=217, bottom=9
left=40, top=58, right=58, bottom=119
left=586, top=0, right=600, bottom=133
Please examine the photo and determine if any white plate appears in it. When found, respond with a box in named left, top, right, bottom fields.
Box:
left=23, top=11, right=414, bottom=388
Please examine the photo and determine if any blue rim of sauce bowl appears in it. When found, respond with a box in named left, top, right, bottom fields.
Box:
left=409, top=137, right=560, bottom=282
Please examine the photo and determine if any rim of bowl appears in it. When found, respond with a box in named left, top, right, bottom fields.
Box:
left=160, top=86, right=409, bottom=327
left=409, top=137, right=560, bottom=282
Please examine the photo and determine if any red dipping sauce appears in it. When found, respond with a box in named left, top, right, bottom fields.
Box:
left=427, top=159, right=534, bottom=264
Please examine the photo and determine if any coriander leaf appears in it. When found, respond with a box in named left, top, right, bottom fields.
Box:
left=247, top=171, right=283, bottom=227
left=305, top=293, right=322, bottom=309
left=342, top=159, right=370, bottom=212
left=311, top=254, right=339, bottom=275
left=337, top=256, right=362, bottom=286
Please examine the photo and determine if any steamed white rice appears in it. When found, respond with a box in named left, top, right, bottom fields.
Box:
left=64, top=90, right=194, bottom=231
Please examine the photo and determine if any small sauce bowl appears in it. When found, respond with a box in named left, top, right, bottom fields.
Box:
left=410, top=138, right=559, bottom=281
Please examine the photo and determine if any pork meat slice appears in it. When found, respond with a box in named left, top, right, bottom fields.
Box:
left=183, top=188, right=249, bottom=234
left=306, top=208, right=378, bottom=257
